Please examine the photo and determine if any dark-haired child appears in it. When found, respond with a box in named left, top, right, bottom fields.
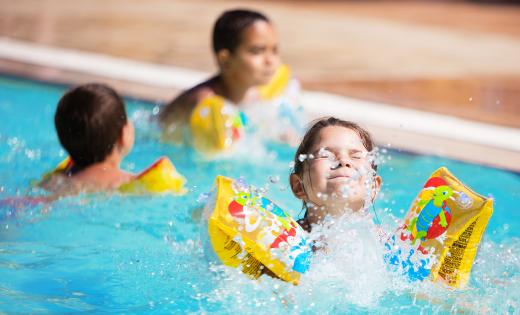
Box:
left=41, top=83, right=135, bottom=194
left=289, top=117, right=382, bottom=232
left=160, top=9, right=299, bottom=146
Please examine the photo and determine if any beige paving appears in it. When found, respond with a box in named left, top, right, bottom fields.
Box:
left=1, top=0, right=519, bottom=128
left=0, top=0, right=519, bottom=172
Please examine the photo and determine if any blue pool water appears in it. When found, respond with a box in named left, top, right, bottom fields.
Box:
left=0, top=76, right=519, bottom=314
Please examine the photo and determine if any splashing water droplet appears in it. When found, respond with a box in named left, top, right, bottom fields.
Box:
left=268, top=175, right=280, bottom=184
left=340, top=185, right=350, bottom=198
left=197, top=192, right=210, bottom=203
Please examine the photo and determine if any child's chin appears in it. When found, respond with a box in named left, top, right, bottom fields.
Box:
left=331, top=186, right=366, bottom=201
left=329, top=182, right=355, bottom=193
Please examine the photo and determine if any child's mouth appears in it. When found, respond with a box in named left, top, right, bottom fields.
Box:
left=328, top=175, right=351, bottom=181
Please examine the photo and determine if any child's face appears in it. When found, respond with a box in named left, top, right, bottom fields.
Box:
left=297, top=126, right=380, bottom=215
left=225, top=20, right=280, bottom=86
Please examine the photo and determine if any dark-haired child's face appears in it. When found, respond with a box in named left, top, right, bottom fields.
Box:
left=226, top=20, right=280, bottom=86
left=300, top=126, right=380, bottom=215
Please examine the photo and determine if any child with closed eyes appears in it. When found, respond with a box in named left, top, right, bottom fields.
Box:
left=289, top=117, right=382, bottom=233
left=287, top=117, right=389, bottom=304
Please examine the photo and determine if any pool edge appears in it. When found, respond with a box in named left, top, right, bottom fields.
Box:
left=1, top=37, right=519, bottom=172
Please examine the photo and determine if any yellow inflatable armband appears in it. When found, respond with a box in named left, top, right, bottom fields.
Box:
left=118, top=157, right=187, bottom=195
left=189, top=96, right=246, bottom=155
left=203, top=176, right=311, bottom=284
left=385, top=167, right=493, bottom=288
left=258, top=64, right=291, bottom=101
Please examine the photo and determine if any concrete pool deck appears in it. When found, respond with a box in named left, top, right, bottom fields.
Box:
left=0, top=0, right=519, bottom=171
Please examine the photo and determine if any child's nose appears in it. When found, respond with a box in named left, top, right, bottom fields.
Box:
left=265, top=51, right=278, bottom=66
left=338, top=157, right=352, bottom=168
left=331, top=155, right=352, bottom=169
left=264, top=55, right=273, bottom=66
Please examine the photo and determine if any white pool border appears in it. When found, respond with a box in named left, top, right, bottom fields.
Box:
left=1, top=37, right=519, bottom=158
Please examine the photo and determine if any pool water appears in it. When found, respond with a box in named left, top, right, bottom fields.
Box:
left=0, top=76, right=519, bottom=314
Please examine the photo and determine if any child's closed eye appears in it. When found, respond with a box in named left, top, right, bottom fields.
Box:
left=316, top=148, right=336, bottom=160
left=248, top=46, right=266, bottom=54
left=350, top=151, right=367, bottom=160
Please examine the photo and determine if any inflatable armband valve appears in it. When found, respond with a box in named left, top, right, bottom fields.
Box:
left=118, top=157, right=187, bottom=195
left=258, top=64, right=291, bottom=101
left=386, top=167, right=493, bottom=288
left=189, top=96, right=246, bottom=155
left=204, top=176, right=311, bottom=284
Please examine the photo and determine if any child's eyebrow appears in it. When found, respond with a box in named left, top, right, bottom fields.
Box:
left=313, top=146, right=365, bottom=153
left=311, top=146, right=332, bottom=154
left=249, top=43, right=266, bottom=48
left=310, top=147, right=368, bottom=159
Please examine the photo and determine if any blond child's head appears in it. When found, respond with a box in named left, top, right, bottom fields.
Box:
left=290, top=117, right=382, bottom=226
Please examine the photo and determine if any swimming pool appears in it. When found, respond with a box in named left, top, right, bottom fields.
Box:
left=1, top=75, right=519, bottom=314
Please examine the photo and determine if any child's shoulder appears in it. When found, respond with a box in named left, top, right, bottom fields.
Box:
left=188, top=83, right=218, bottom=105
left=186, top=75, right=227, bottom=105
left=39, top=172, right=78, bottom=196
left=160, top=77, right=220, bottom=125
left=40, top=165, right=133, bottom=196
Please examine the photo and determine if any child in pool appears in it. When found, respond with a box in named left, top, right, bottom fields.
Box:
left=41, top=83, right=135, bottom=195
left=289, top=117, right=382, bottom=233
left=159, top=9, right=282, bottom=143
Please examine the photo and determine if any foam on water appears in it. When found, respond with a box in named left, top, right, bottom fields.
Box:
left=295, top=215, right=390, bottom=310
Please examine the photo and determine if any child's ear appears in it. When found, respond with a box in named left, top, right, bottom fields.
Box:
left=371, top=175, right=382, bottom=202
left=216, top=49, right=231, bottom=69
left=290, top=173, right=307, bottom=201
left=118, top=121, right=134, bottom=154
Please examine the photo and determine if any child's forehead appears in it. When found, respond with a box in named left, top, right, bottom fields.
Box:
left=240, top=20, right=276, bottom=43
left=312, top=126, right=367, bottom=151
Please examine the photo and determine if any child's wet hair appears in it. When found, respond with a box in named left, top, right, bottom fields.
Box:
left=212, top=9, right=270, bottom=54
left=55, top=83, right=127, bottom=168
left=292, top=117, right=377, bottom=178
